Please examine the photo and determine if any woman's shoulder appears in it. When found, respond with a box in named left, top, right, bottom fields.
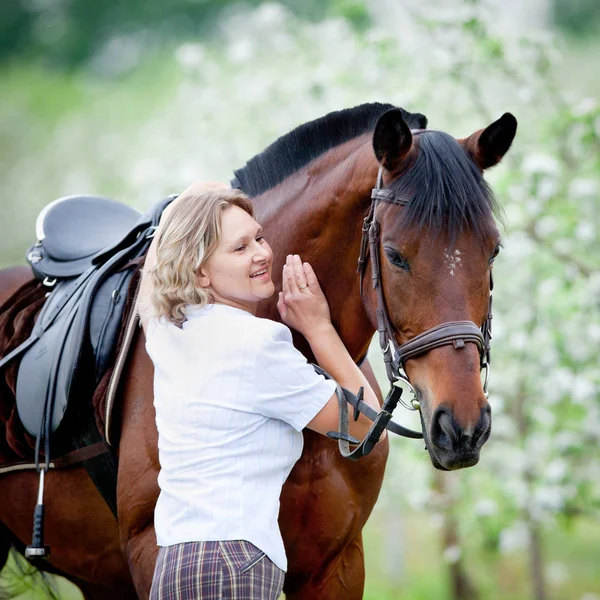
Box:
left=252, top=316, right=293, bottom=344
left=184, top=304, right=293, bottom=344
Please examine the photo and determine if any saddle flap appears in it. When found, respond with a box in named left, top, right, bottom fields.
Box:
left=16, top=286, right=84, bottom=437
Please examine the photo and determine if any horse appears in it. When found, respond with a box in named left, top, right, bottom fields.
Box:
left=0, top=102, right=516, bottom=599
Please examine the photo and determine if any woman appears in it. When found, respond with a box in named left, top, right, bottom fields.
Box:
left=139, top=182, right=383, bottom=599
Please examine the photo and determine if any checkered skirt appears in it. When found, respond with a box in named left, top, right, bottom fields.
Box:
left=149, top=540, right=285, bottom=599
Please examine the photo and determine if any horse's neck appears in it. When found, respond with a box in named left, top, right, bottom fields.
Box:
left=255, top=136, right=378, bottom=360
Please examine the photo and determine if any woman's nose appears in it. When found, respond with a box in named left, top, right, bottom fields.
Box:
left=253, top=243, right=271, bottom=262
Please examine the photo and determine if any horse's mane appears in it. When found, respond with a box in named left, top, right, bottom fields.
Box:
left=392, top=131, right=500, bottom=241
left=233, top=102, right=498, bottom=241
left=232, top=103, right=427, bottom=197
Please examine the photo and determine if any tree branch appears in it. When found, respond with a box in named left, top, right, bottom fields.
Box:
left=523, top=222, right=594, bottom=278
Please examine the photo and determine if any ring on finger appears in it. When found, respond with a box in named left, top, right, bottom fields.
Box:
left=299, top=283, right=308, bottom=290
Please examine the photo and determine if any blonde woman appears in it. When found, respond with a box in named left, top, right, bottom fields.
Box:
left=139, top=182, right=383, bottom=600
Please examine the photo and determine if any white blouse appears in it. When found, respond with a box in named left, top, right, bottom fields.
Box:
left=145, top=303, right=336, bottom=571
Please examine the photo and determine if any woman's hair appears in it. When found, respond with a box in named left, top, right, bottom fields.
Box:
left=144, top=186, right=254, bottom=326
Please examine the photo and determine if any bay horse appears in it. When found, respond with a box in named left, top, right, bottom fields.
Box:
left=0, top=103, right=516, bottom=599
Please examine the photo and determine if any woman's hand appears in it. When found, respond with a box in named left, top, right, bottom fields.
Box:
left=277, top=254, right=332, bottom=339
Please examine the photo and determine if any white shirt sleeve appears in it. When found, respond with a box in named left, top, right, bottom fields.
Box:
left=250, top=322, right=337, bottom=432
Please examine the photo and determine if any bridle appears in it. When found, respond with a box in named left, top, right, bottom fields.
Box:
left=328, top=137, right=494, bottom=460
left=360, top=162, right=493, bottom=398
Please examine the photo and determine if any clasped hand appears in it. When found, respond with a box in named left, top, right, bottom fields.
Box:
left=277, top=254, right=331, bottom=339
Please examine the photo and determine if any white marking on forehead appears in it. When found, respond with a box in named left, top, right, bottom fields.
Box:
left=443, top=248, right=463, bottom=276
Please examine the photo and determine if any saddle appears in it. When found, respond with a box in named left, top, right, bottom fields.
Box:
left=0, top=193, right=175, bottom=515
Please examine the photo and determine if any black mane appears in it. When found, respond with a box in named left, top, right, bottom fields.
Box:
left=390, top=131, right=499, bottom=241
left=233, top=103, right=498, bottom=240
left=233, top=103, right=427, bottom=197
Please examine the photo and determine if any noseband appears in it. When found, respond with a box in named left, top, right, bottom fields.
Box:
left=327, top=153, right=494, bottom=459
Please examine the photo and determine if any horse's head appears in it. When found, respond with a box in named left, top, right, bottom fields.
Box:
left=368, top=108, right=517, bottom=470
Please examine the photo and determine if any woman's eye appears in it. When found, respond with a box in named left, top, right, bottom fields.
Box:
left=235, top=245, right=246, bottom=252
left=256, top=236, right=264, bottom=243
left=384, top=247, right=409, bottom=271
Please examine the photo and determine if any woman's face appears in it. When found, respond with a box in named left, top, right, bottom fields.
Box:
left=198, top=205, right=275, bottom=314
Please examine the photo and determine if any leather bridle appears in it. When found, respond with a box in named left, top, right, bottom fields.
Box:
left=327, top=144, right=494, bottom=460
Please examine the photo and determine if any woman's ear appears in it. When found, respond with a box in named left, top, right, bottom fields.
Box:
left=197, top=270, right=210, bottom=289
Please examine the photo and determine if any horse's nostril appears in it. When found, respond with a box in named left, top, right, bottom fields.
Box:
left=430, top=407, right=456, bottom=452
left=438, top=411, right=458, bottom=442
left=430, top=405, right=492, bottom=453
left=472, top=405, right=492, bottom=449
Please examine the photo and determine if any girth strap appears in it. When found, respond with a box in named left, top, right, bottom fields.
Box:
left=0, top=441, right=110, bottom=476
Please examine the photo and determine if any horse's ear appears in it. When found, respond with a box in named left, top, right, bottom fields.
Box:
left=460, top=113, right=517, bottom=170
left=373, top=109, right=413, bottom=172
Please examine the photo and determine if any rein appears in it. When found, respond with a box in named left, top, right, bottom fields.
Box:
left=329, top=153, right=493, bottom=460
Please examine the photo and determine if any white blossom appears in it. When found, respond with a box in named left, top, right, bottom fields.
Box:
left=443, top=545, right=462, bottom=564
left=474, top=498, right=498, bottom=517
left=569, top=178, right=599, bottom=199
left=522, top=153, right=561, bottom=176
left=545, top=561, right=569, bottom=585
left=175, top=43, right=205, bottom=70
left=499, top=522, right=529, bottom=554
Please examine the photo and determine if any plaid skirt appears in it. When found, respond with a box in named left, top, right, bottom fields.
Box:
left=149, top=540, right=285, bottom=600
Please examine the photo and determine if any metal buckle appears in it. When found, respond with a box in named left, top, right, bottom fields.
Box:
left=27, top=250, right=42, bottom=264
left=481, top=361, right=490, bottom=398
left=393, top=372, right=420, bottom=411
left=42, top=277, right=57, bottom=288
left=381, top=340, right=391, bottom=355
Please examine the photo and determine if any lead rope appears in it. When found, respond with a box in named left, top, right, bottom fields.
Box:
left=313, top=365, right=411, bottom=460
left=330, top=382, right=405, bottom=460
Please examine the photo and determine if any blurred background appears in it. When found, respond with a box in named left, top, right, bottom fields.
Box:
left=0, top=0, right=598, bottom=598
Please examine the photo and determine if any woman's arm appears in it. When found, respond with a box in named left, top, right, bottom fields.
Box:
left=277, top=254, right=385, bottom=441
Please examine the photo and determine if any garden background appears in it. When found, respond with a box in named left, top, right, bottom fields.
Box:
left=0, top=0, right=599, bottom=598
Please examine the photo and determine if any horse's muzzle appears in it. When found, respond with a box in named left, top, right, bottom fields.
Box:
left=426, top=404, right=492, bottom=471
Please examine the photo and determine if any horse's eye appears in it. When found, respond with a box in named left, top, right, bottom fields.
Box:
left=384, top=247, right=409, bottom=271
left=489, top=246, right=501, bottom=265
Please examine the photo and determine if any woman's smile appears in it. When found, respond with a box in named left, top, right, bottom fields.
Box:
left=250, top=267, right=271, bottom=281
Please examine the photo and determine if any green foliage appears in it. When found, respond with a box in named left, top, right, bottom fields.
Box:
left=0, top=0, right=372, bottom=70
left=0, top=550, right=81, bottom=599
left=552, top=0, right=600, bottom=38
